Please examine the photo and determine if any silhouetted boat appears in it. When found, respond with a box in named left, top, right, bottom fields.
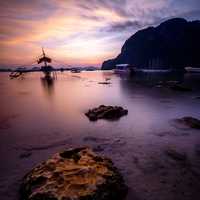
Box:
left=71, top=68, right=81, bottom=73
left=37, top=48, right=57, bottom=78
left=9, top=71, right=23, bottom=79
left=38, top=48, right=54, bottom=77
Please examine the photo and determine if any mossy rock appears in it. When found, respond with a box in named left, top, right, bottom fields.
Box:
left=20, top=147, right=127, bottom=200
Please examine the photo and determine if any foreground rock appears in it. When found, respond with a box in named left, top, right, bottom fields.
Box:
left=85, top=105, right=128, bottom=121
left=176, top=116, right=200, bottom=129
left=20, top=147, right=127, bottom=200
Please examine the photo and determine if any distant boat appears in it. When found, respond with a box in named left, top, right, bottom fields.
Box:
left=185, top=67, right=200, bottom=73
left=114, top=64, right=135, bottom=74
left=9, top=71, right=24, bottom=79
left=71, top=68, right=81, bottom=73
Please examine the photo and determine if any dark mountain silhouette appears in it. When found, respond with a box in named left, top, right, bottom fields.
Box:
left=102, top=18, right=200, bottom=70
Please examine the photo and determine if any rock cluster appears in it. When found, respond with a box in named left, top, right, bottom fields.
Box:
left=20, top=147, right=127, bottom=200
left=176, top=116, right=200, bottom=129
left=85, top=105, right=128, bottom=121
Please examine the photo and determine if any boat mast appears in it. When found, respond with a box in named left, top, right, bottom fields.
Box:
left=42, top=47, right=47, bottom=67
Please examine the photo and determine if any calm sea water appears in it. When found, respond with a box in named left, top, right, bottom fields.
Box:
left=0, top=71, right=200, bottom=200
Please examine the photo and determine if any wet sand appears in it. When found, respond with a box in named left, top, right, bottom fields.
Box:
left=0, top=71, right=200, bottom=200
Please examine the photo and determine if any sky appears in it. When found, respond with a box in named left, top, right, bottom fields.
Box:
left=0, top=0, right=200, bottom=68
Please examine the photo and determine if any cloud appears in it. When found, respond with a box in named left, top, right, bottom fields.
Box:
left=0, top=0, right=200, bottom=67
left=102, top=20, right=144, bottom=33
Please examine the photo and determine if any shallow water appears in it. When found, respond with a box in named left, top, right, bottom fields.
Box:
left=0, top=71, right=200, bottom=200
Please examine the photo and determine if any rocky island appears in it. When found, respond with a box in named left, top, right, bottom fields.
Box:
left=102, top=18, right=200, bottom=70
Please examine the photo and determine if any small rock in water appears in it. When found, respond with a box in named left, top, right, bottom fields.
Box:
left=165, top=148, right=187, bottom=161
left=85, top=105, right=128, bottom=121
left=93, top=145, right=104, bottom=152
left=19, top=152, right=32, bottom=159
left=20, top=147, right=127, bottom=200
left=169, top=84, right=192, bottom=92
left=176, top=116, right=200, bottom=129
left=98, top=81, right=111, bottom=85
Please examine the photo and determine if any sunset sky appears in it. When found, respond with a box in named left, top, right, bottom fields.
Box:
left=1, top=0, right=200, bottom=68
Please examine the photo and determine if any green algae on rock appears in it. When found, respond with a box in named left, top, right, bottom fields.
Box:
left=20, top=147, right=127, bottom=200
left=85, top=105, right=128, bottom=121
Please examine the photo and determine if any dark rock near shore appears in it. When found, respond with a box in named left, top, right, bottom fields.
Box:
left=85, top=105, right=128, bottom=121
left=176, top=117, right=200, bottom=129
left=98, top=82, right=111, bottom=85
left=165, top=148, right=187, bottom=161
left=20, top=147, right=127, bottom=200
left=19, top=152, right=32, bottom=159
left=169, top=84, right=192, bottom=92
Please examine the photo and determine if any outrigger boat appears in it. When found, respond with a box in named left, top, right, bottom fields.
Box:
left=71, top=68, right=81, bottom=73
left=9, top=48, right=56, bottom=79
left=38, top=48, right=56, bottom=78
left=9, top=71, right=23, bottom=79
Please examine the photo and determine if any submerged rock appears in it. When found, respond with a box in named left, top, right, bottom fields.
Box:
left=169, top=84, right=192, bottom=92
left=85, top=105, right=128, bottom=121
left=165, top=148, right=187, bottom=161
left=176, top=117, right=200, bottom=129
left=19, top=152, right=32, bottom=159
left=20, top=147, right=127, bottom=200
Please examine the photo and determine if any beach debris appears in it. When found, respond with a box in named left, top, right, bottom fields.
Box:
left=20, top=147, right=127, bottom=200
left=169, top=84, right=192, bottom=92
left=85, top=105, right=128, bottom=121
left=165, top=147, right=187, bottom=161
left=175, top=116, right=200, bottom=129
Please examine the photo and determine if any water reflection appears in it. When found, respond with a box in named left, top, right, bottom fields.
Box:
left=0, top=71, right=200, bottom=200
left=118, top=71, right=200, bottom=98
left=124, top=72, right=185, bottom=85
left=40, top=76, right=55, bottom=97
